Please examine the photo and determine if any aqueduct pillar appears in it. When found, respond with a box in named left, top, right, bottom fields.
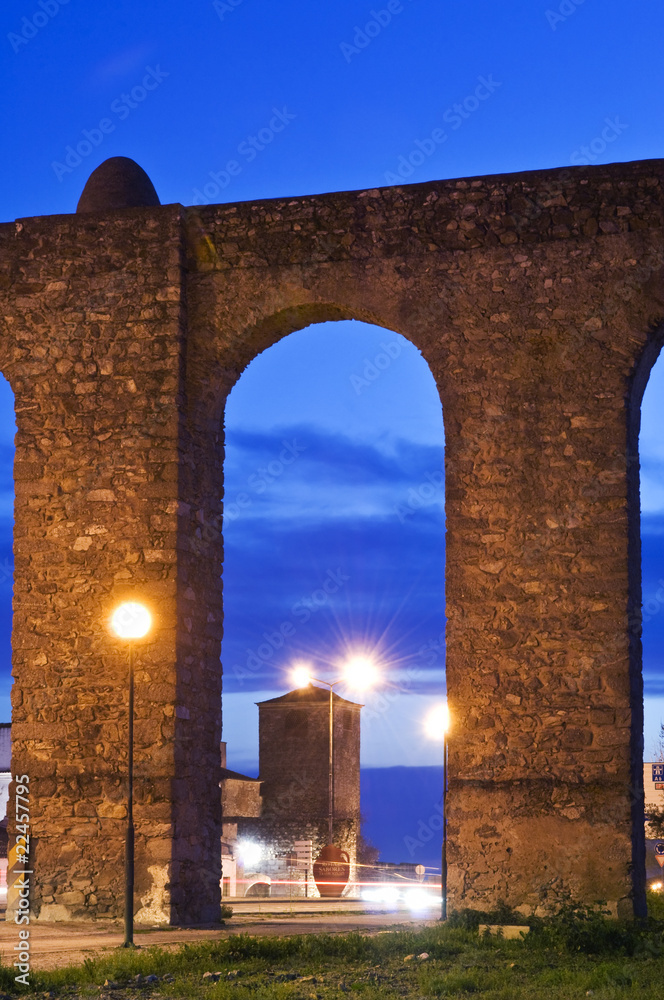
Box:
left=1, top=156, right=663, bottom=921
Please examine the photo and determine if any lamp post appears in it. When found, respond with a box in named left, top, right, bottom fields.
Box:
left=292, top=657, right=376, bottom=845
left=110, top=601, right=152, bottom=948
left=425, top=701, right=450, bottom=921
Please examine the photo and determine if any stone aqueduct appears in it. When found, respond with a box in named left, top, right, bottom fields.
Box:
left=0, top=156, right=663, bottom=923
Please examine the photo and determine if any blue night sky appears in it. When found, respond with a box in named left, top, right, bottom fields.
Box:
left=1, top=0, right=664, bottom=863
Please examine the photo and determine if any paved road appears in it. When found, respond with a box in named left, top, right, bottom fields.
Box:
left=0, top=908, right=438, bottom=971
left=223, top=897, right=440, bottom=914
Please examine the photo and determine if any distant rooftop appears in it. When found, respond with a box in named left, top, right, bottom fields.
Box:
left=257, top=684, right=362, bottom=708
left=220, top=767, right=260, bottom=782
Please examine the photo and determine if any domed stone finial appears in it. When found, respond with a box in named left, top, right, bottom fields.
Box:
left=76, top=157, right=160, bottom=213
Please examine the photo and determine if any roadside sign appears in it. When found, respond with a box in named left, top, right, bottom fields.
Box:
left=294, top=839, right=313, bottom=898
left=655, top=843, right=664, bottom=869
left=653, top=764, right=664, bottom=782
left=294, top=839, right=313, bottom=863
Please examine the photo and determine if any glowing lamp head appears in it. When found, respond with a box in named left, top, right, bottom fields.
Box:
left=111, top=602, right=152, bottom=640
left=425, top=702, right=450, bottom=741
left=344, top=655, right=377, bottom=690
left=652, top=881, right=663, bottom=893
left=238, top=841, right=262, bottom=869
left=292, top=664, right=312, bottom=688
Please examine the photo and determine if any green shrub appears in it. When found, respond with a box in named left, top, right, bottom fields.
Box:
left=646, top=888, right=664, bottom=921
left=526, top=899, right=643, bottom=956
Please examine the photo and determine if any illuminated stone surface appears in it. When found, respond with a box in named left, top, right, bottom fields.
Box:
left=1, top=157, right=663, bottom=922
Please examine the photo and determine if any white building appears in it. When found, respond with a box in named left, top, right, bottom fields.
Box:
left=645, top=761, right=664, bottom=826
left=0, top=723, right=11, bottom=902
left=644, top=759, right=664, bottom=887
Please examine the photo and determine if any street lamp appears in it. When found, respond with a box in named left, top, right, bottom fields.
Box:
left=110, top=601, right=152, bottom=948
left=292, top=656, right=376, bottom=845
left=425, top=701, right=450, bottom=921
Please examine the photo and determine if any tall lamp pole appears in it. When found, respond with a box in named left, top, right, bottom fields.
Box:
left=328, top=682, right=335, bottom=844
left=425, top=701, right=450, bottom=921
left=110, top=601, right=152, bottom=949
left=127, top=638, right=134, bottom=943
left=441, top=722, right=448, bottom=921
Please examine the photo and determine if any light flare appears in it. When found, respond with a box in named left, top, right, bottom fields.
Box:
left=292, top=664, right=312, bottom=688
left=110, top=601, right=152, bottom=640
left=238, top=841, right=263, bottom=869
left=424, top=702, right=450, bottom=740
left=344, top=655, right=378, bottom=689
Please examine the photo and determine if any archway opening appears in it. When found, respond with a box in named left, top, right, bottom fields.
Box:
left=0, top=372, right=15, bottom=903
left=220, top=319, right=446, bottom=898
left=638, top=346, right=664, bottom=893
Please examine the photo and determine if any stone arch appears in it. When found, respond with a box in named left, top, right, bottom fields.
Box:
left=3, top=156, right=664, bottom=925
left=190, top=291, right=449, bottom=430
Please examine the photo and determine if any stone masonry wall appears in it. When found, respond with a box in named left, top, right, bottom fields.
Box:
left=1, top=157, right=663, bottom=920
left=0, top=207, right=221, bottom=923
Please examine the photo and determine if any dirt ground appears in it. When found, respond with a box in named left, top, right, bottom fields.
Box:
left=0, top=910, right=437, bottom=971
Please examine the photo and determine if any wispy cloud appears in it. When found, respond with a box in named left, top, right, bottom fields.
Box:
left=223, top=425, right=445, bottom=526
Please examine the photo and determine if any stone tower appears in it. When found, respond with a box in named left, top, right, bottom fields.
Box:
left=256, top=685, right=362, bottom=865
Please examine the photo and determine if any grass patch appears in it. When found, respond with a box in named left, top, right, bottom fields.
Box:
left=4, top=898, right=664, bottom=998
